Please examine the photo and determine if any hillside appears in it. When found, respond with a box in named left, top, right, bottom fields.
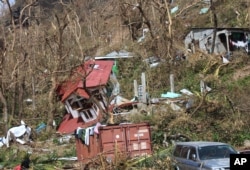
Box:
left=0, top=0, right=250, bottom=169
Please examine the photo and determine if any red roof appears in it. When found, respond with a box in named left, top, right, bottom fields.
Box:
left=57, top=113, right=102, bottom=134
left=57, top=114, right=85, bottom=134
left=76, top=88, right=89, bottom=99
left=59, top=60, right=114, bottom=101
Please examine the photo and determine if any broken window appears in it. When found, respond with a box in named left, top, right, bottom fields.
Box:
left=83, top=111, right=89, bottom=119
left=67, top=95, right=91, bottom=111
left=218, top=33, right=227, bottom=48
left=229, top=32, right=248, bottom=51
left=68, top=98, right=81, bottom=110
left=92, top=89, right=103, bottom=100
left=106, top=81, right=114, bottom=97
left=92, top=104, right=99, bottom=114
left=91, top=88, right=108, bottom=108
left=80, top=109, right=96, bottom=122
left=65, top=105, right=70, bottom=113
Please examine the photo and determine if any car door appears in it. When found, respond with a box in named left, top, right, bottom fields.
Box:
left=185, top=146, right=202, bottom=170
left=173, top=145, right=184, bottom=169
left=174, top=145, right=200, bottom=170
left=177, top=146, right=190, bottom=170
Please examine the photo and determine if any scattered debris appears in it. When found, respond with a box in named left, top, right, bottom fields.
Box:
left=161, top=92, right=182, bottom=98
left=184, top=28, right=250, bottom=55
left=58, top=135, right=73, bottom=144
left=137, top=28, right=149, bottom=43
left=57, top=157, right=78, bottom=161
left=171, top=6, right=179, bottom=14
left=35, top=122, right=46, bottom=133
left=150, top=98, right=159, bottom=104
left=5, top=120, right=32, bottom=148
left=143, top=56, right=162, bottom=68
left=110, top=95, right=138, bottom=115
left=200, top=80, right=212, bottom=93
left=199, top=7, right=209, bottom=14
left=180, top=89, right=193, bottom=96
left=222, top=56, right=230, bottom=64
left=0, top=137, right=6, bottom=148
left=169, top=102, right=183, bottom=111
left=24, top=98, right=33, bottom=104
left=95, top=50, right=134, bottom=60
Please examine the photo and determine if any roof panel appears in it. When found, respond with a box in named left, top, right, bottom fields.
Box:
left=57, top=113, right=102, bottom=134
left=57, top=114, right=85, bottom=134
left=76, top=88, right=89, bottom=99
left=59, top=60, right=114, bottom=101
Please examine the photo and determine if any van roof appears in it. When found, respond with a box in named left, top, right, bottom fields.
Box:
left=176, top=141, right=229, bottom=147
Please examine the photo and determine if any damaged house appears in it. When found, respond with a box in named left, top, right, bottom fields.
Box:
left=185, top=28, right=250, bottom=55
left=56, top=59, right=119, bottom=134
left=55, top=59, right=152, bottom=163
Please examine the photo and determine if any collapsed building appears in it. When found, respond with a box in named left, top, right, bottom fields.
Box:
left=184, top=28, right=250, bottom=56
left=55, top=59, right=152, bottom=163
left=56, top=59, right=118, bottom=134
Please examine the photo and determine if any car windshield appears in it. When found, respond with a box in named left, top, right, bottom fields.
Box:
left=198, top=145, right=237, bottom=160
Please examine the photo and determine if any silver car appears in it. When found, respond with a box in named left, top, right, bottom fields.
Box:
left=172, top=141, right=238, bottom=170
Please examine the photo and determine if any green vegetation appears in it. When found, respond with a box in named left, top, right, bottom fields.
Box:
left=0, top=0, right=250, bottom=169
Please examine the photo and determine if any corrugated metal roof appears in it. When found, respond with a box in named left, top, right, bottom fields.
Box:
left=60, top=60, right=113, bottom=101
left=95, top=50, right=133, bottom=60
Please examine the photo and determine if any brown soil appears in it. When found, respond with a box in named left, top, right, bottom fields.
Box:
left=233, top=65, right=250, bottom=80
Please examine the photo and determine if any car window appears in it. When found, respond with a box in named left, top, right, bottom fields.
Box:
left=188, top=147, right=196, bottom=159
left=173, top=145, right=183, bottom=157
left=180, top=146, right=189, bottom=158
left=198, top=145, right=237, bottom=160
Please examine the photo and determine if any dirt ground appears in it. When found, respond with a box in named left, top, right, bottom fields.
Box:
left=1, top=135, right=80, bottom=169
left=233, top=65, right=250, bottom=80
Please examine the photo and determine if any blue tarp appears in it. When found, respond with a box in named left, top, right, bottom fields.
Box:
left=161, top=92, right=182, bottom=98
left=36, top=122, right=46, bottom=133
left=199, top=8, right=209, bottom=14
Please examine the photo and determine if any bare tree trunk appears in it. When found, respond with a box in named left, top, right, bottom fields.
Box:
left=0, top=90, right=8, bottom=133
left=18, top=78, right=25, bottom=118
left=11, top=72, right=17, bottom=117
left=47, top=76, right=57, bottom=132
left=164, top=0, right=173, bottom=59
left=46, top=12, right=68, bottom=132
left=31, top=75, right=36, bottom=110
left=0, top=36, right=8, bottom=132
left=210, top=0, right=218, bottom=54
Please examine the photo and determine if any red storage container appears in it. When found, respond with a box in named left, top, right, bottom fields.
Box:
left=124, top=123, right=152, bottom=158
left=99, top=125, right=127, bottom=161
left=75, top=133, right=100, bottom=162
left=75, top=122, right=152, bottom=163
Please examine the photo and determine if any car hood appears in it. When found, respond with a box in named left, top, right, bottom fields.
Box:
left=202, top=158, right=229, bottom=168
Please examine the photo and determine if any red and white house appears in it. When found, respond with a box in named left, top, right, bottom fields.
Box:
left=56, top=59, right=119, bottom=134
left=55, top=58, right=150, bottom=163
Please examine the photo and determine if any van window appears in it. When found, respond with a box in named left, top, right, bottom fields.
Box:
left=173, top=145, right=182, bottom=157
left=180, top=146, right=189, bottom=158
left=188, top=147, right=196, bottom=159
left=198, top=145, right=237, bottom=160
